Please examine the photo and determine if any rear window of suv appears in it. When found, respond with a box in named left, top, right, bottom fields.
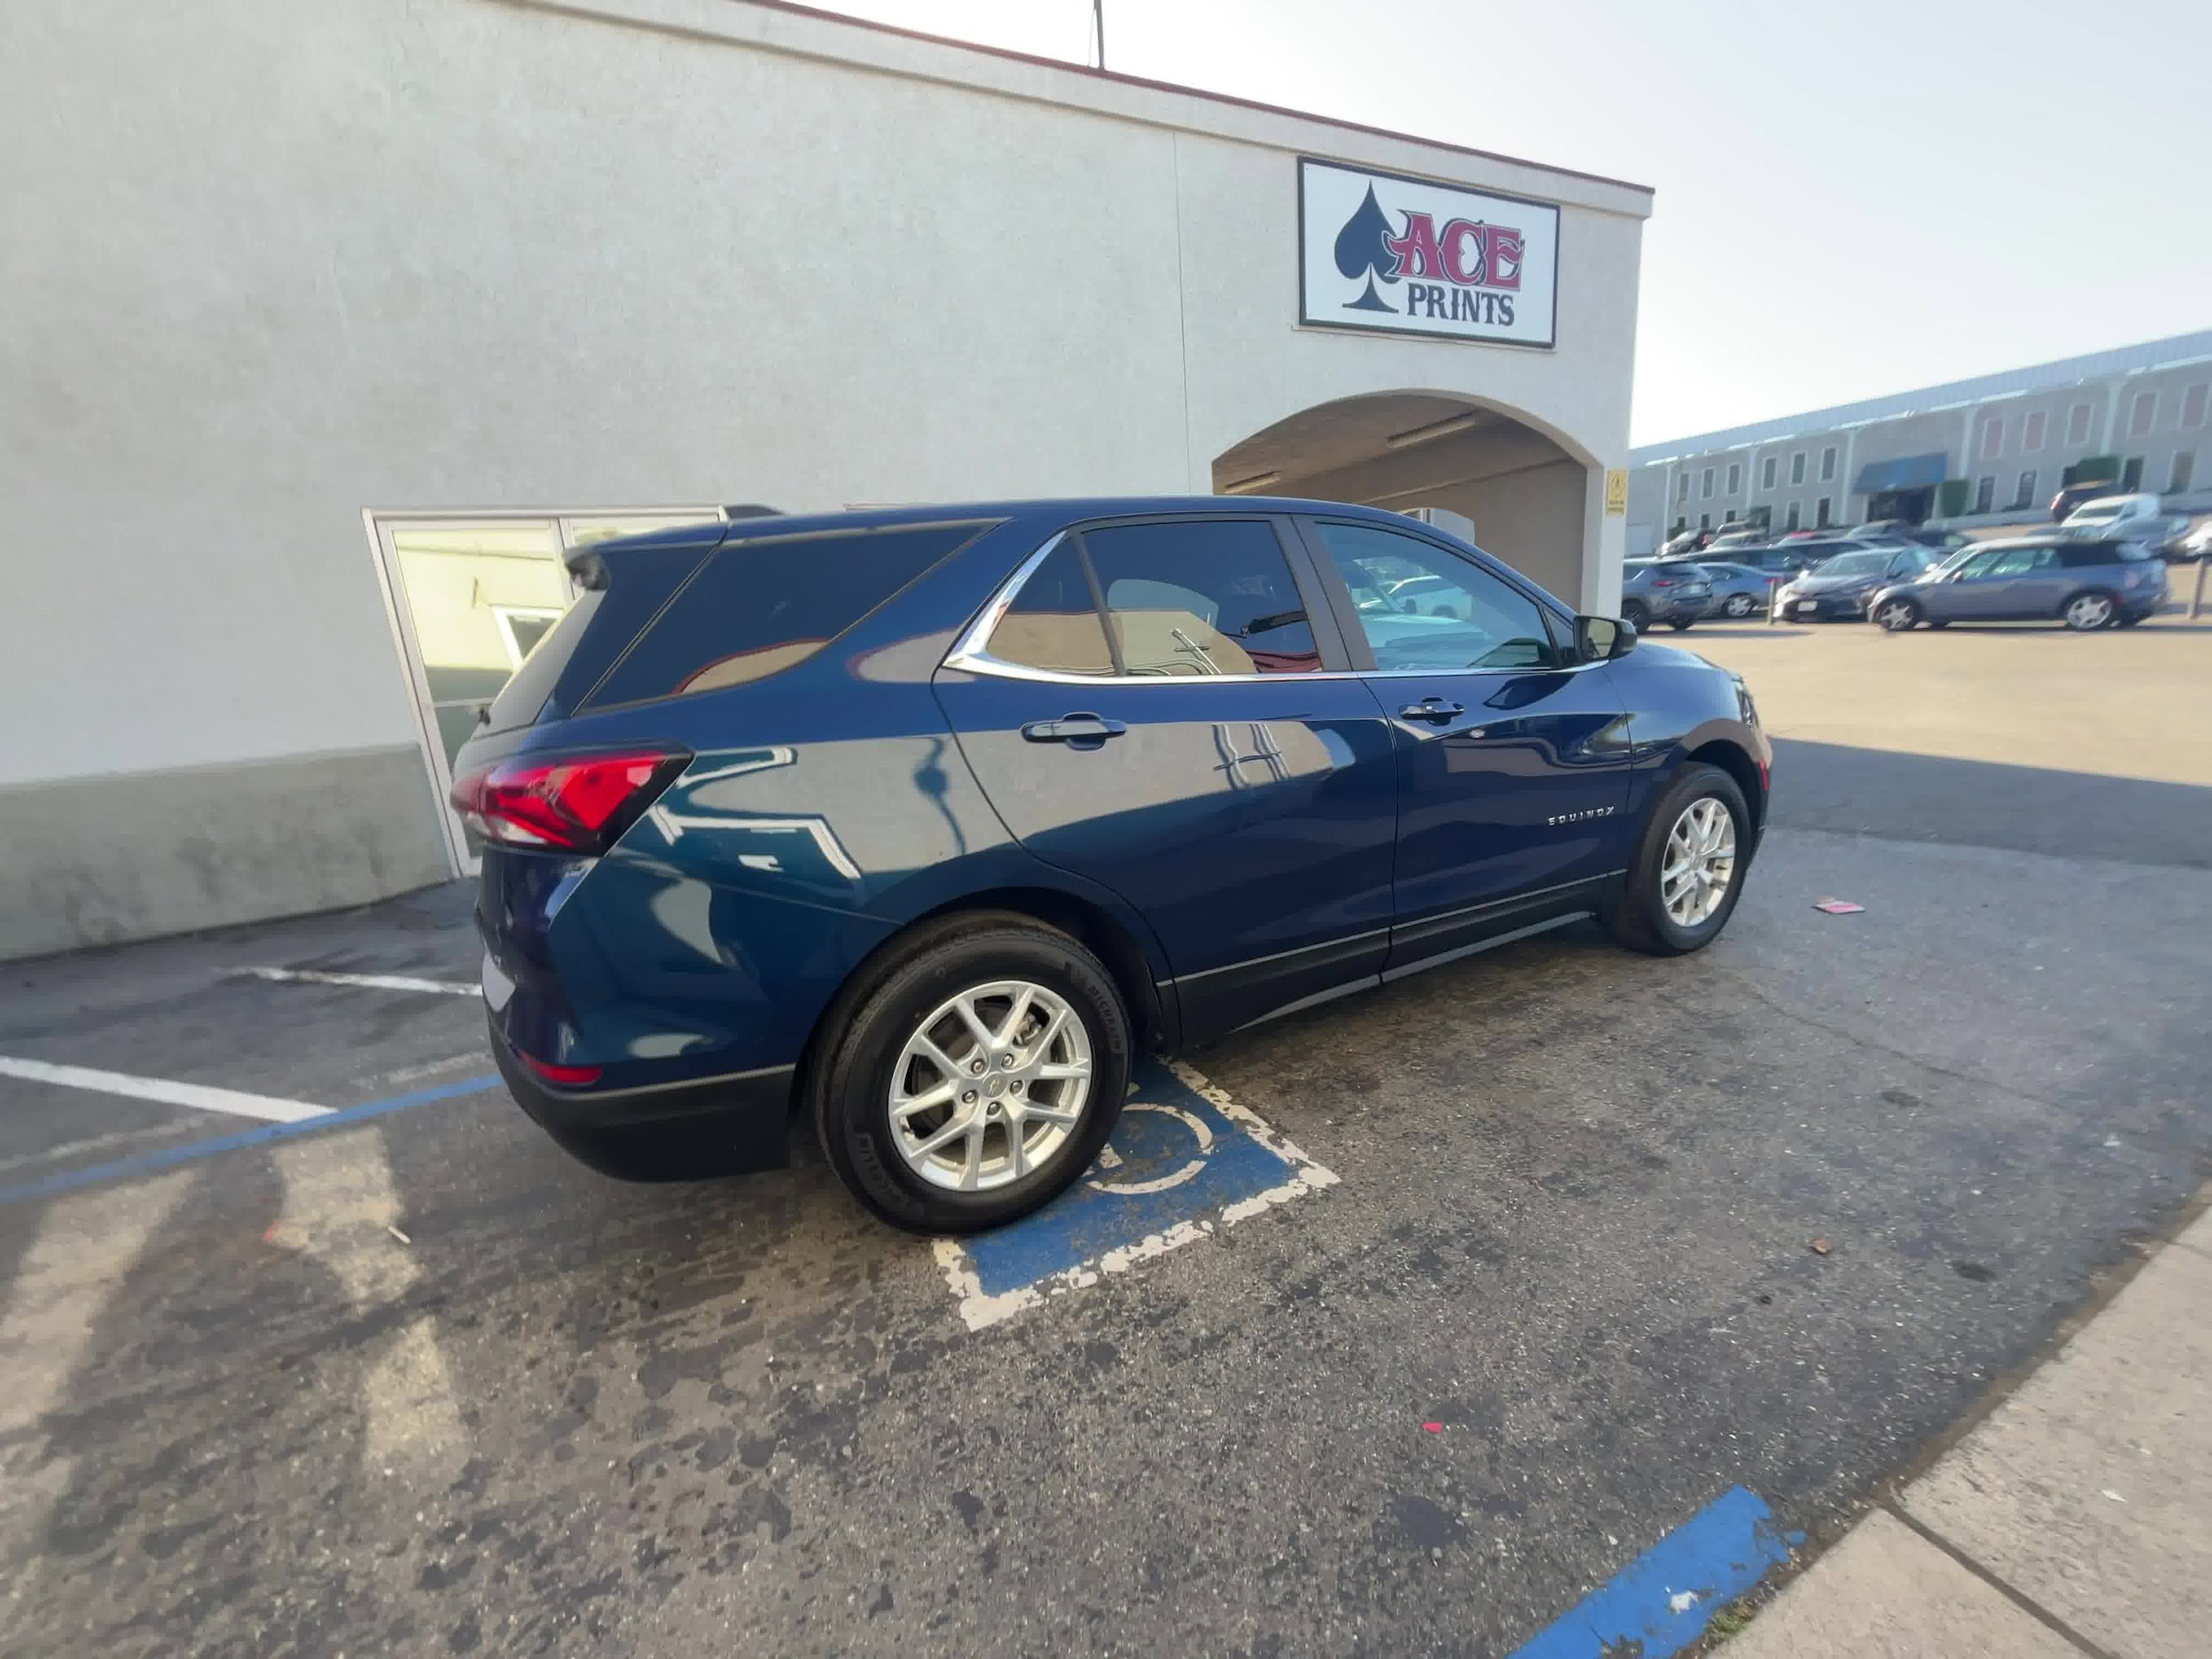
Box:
left=582, top=522, right=987, bottom=710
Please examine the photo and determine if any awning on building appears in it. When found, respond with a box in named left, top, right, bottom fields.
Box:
left=1854, top=452, right=1947, bottom=494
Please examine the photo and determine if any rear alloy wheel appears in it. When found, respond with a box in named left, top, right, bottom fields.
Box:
left=1724, top=592, right=1756, bottom=618
left=814, top=916, right=1130, bottom=1233
left=2062, top=590, right=2116, bottom=630
left=1873, top=596, right=1921, bottom=632
left=1604, top=764, right=1752, bottom=956
left=1621, top=599, right=1650, bottom=631
left=887, top=982, right=1093, bottom=1195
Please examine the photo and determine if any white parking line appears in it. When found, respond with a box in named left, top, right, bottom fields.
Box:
left=235, top=967, right=481, bottom=997
left=0, top=1056, right=329, bottom=1124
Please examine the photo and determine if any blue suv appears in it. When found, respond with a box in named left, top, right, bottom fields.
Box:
left=453, top=500, right=1770, bottom=1232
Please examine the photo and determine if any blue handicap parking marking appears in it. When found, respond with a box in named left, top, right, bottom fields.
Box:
left=933, top=1059, right=1336, bottom=1329
left=1507, top=1486, right=1803, bottom=1659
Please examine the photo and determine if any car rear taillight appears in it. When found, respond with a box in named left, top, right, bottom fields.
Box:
left=1650, top=576, right=1676, bottom=588
left=449, top=749, right=687, bottom=854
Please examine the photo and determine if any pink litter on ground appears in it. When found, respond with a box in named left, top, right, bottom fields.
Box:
left=1423, top=1422, right=1443, bottom=1433
left=1813, top=899, right=1864, bottom=915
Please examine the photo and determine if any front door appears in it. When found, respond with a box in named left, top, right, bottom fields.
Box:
left=1978, top=542, right=2067, bottom=618
left=1939, top=542, right=2062, bottom=618
left=1301, top=518, right=1636, bottom=974
left=934, top=516, right=1399, bottom=1041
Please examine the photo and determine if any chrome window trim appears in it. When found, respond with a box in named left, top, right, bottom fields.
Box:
left=941, top=528, right=1602, bottom=687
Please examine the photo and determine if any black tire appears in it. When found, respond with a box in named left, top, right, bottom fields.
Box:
left=2061, top=588, right=2118, bottom=630
left=1668, top=618, right=1694, bottom=631
left=811, top=913, right=1131, bottom=1233
left=1872, top=595, right=1921, bottom=632
left=1604, top=764, right=1753, bottom=957
left=1621, top=598, right=1650, bottom=631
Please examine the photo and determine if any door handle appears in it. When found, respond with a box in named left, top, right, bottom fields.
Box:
left=1398, top=698, right=1466, bottom=723
left=1020, top=713, right=1127, bottom=743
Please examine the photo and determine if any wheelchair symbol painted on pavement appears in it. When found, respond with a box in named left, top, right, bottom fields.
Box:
left=1084, top=1102, right=1215, bottom=1194
left=935, top=1060, right=1340, bottom=1330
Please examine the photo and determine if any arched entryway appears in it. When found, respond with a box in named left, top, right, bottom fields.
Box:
left=1211, top=392, right=1594, bottom=607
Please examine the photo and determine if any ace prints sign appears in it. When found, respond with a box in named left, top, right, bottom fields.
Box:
left=1298, top=157, right=1559, bottom=348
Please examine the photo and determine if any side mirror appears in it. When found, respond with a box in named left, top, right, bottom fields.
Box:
left=1577, top=615, right=1636, bottom=662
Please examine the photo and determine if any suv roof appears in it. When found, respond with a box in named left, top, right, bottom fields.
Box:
left=710, top=495, right=1460, bottom=543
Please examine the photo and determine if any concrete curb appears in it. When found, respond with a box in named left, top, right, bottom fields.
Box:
left=1709, top=1190, right=2212, bottom=1657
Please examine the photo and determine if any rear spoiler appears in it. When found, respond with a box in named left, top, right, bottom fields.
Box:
left=564, top=543, right=611, bottom=589
left=563, top=509, right=776, bottom=590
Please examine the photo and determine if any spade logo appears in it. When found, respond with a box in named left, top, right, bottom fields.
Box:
left=1332, top=184, right=1400, bottom=312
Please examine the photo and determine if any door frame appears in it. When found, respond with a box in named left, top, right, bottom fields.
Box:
left=360, top=506, right=725, bottom=877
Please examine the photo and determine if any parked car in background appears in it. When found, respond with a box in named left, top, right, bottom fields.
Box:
left=450, top=497, right=1770, bottom=1232
left=2177, top=519, right=2212, bottom=562
left=1733, top=534, right=1893, bottom=579
left=2059, top=494, right=2192, bottom=559
left=1694, top=562, right=1781, bottom=618
left=1621, top=559, right=1714, bottom=630
left=2051, top=480, right=2122, bottom=521
left=1703, top=527, right=1770, bottom=555
left=1878, top=525, right=1973, bottom=554
left=1770, top=544, right=1939, bottom=621
left=1868, top=536, right=2168, bottom=632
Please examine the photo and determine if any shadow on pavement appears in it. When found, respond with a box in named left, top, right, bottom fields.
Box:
left=1770, top=738, right=2212, bottom=869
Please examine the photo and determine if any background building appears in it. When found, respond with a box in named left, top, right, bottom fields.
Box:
left=1626, top=331, right=2212, bottom=554
left=2, top=0, right=1649, bottom=960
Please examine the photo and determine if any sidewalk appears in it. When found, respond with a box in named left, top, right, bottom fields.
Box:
left=1723, top=1203, right=2212, bottom=1657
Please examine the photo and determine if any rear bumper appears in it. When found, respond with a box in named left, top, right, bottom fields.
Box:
left=490, top=1024, right=795, bottom=1176
left=1635, top=594, right=1709, bottom=621
left=1774, top=593, right=1870, bottom=620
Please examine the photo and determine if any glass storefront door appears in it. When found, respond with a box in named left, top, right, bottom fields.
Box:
left=369, top=510, right=723, bottom=873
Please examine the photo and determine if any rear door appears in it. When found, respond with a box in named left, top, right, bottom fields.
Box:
left=1300, top=517, right=1635, bottom=974
left=933, top=515, right=1399, bottom=1041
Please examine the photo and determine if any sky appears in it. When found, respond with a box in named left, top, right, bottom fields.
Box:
left=802, top=0, right=2212, bottom=447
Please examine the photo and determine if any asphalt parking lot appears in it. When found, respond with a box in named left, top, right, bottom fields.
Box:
left=4, top=617, right=2209, bottom=1658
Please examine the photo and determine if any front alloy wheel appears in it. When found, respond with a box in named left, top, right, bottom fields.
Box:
left=1873, top=597, right=1920, bottom=632
left=1724, top=592, right=1756, bottom=618
left=1604, top=763, right=1752, bottom=956
left=888, top=981, right=1092, bottom=1192
left=1660, top=797, right=1737, bottom=927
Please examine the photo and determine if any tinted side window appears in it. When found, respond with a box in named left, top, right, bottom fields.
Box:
left=1082, top=520, right=1320, bottom=676
left=584, top=523, right=982, bottom=707
left=984, top=539, right=1114, bottom=676
left=1985, top=545, right=2057, bottom=577
left=1315, top=521, right=1559, bottom=672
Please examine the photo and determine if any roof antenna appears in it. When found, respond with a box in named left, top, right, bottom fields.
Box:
left=1092, top=0, right=1105, bottom=69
